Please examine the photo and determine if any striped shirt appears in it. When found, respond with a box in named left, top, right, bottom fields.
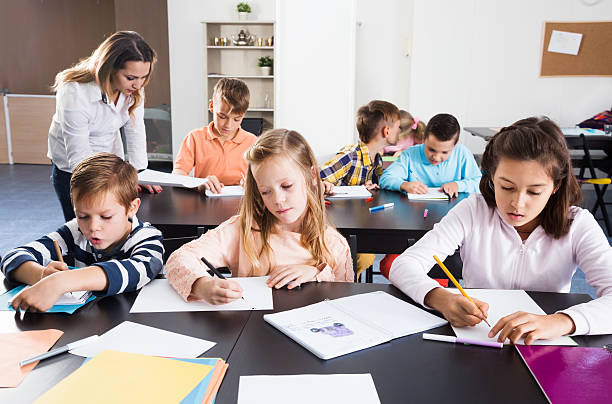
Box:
left=319, top=141, right=383, bottom=186
left=1, top=216, right=163, bottom=297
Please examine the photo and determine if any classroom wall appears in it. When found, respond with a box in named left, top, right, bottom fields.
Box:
left=167, top=0, right=275, bottom=160
left=409, top=0, right=612, bottom=153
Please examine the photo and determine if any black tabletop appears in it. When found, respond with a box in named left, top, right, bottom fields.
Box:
left=139, top=187, right=468, bottom=253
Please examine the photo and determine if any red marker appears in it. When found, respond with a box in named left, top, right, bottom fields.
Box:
left=365, top=197, right=374, bottom=203
left=325, top=200, right=332, bottom=206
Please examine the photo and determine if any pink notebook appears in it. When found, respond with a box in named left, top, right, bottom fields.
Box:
left=516, top=344, right=612, bottom=404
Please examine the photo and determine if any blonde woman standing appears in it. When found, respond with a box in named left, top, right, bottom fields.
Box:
left=48, top=31, right=161, bottom=221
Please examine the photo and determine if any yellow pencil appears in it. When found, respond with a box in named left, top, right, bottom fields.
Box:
left=433, top=254, right=491, bottom=327
left=53, top=240, right=64, bottom=264
left=578, top=178, right=611, bottom=185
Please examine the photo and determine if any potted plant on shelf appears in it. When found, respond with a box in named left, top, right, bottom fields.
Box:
left=236, top=2, right=251, bottom=21
left=258, top=56, right=273, bottom=76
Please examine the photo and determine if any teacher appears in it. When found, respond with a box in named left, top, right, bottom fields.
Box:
left=48, top=31, right=161, bottom=221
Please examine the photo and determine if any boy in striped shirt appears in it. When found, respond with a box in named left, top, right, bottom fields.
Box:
left=1, top=152, right=163, bottom=312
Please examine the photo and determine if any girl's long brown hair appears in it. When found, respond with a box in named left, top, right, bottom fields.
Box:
left=479, top=117, right=582, bottom=238
left=239, top=129, right=335, bottom=275
left=52, top=31, right=156, bottom=117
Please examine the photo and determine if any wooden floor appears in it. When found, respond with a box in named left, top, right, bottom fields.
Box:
left=0, top=163, right=604, bottom=297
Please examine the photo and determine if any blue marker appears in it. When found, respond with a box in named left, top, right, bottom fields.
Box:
left=369, top=203, right=394, bottom=213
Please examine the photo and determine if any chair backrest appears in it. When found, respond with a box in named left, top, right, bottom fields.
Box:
left=241, top=117, right=264, bottom=136
left=162, top=236, right=199, bottom=263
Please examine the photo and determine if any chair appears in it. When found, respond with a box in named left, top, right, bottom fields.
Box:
left=241, top=117, right=264, bottom=136
left=567, top=134, right=612, bottom=235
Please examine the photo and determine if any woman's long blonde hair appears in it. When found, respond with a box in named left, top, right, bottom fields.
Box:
left=52, top=31, right=156, bottom=117
left=239, top=129, right=335, bottom=275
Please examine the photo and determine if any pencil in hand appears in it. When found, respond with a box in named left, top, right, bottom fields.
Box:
left=433, top=254, right=491, bottom=327
left=53, top=240, right=64, bottom=264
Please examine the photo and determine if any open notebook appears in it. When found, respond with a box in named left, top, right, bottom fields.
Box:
left=326, top=186, right=372, bottom=199
left=264, top=291, right=447, bottom=360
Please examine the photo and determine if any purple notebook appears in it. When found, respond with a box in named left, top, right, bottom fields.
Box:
left=516, top=345, right=612, bottom=404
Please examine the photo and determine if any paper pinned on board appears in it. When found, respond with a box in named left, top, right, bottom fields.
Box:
left=548, top=30, right=582, bottom=55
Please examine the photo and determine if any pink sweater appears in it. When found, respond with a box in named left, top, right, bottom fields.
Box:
left=166, top=216, right=354, bottom=301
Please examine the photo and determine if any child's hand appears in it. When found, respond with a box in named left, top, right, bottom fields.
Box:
left=191, top=277, right=243, bottom=305
left=198, top=175, right=224, bottom=194
left=364, top=180, right=379, bottom=191
left=267, top=264, right=319, bottom=289
left=43, top=261, right=69, bottom=278
left=402, top=181, right=428, bottom=194
left=440, top=182, right=458, bottom=198
left=138, top=184, right=163, bottom=194
left=10, top=275, right=66, bottom=312
left=322, top=181, right=335, bottom=195
left=424, top=287, right=489, bottom=327
left=488, top=312, right=575, bottom=345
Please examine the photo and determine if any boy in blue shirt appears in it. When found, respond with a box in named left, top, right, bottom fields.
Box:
left=380, top=113, right=480, bottom=198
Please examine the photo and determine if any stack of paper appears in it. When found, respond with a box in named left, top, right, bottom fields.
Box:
left=33, top=350, right=228, bottom=404
left=138, top=169, right=208, bottom=189
left=205, top=185, right=245, bottom=197
left=264, top=291, right=447, bottom=359
left=407, top=189, right=449, bottom=200
left=0, top=329, right=64, bottom=387
left=326, top=185, right=372, bottom=199
left=2, top=285, right=96, bottom=314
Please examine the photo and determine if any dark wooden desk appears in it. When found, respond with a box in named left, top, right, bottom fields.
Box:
left=1, top=282, right=609, bottom=403
left=0, top=279, right=251, bottom=403
left=139, top=187, right=468, bottom=254
left=216, top=282, right=611, bottom=404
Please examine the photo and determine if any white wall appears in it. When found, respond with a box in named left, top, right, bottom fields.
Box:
left=409, top=0, right=612, bottom=153
left=167, top=0, right=275, bottom=159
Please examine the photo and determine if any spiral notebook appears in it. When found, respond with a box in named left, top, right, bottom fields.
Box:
left=516, top=344, right=612, bottom=404
left=263, top=291, right=447, bottom=360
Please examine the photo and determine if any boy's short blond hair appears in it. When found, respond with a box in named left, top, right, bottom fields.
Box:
left=212, top=78, right=250, bottom=115
left=356, top=100, right=400, bottom=143
left=70, top=152, right=138, bottom=211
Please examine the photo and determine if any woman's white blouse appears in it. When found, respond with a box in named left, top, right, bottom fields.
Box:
left=389, top=193, right=612, bottom=336
left=47, top=81, right=147, bottom=172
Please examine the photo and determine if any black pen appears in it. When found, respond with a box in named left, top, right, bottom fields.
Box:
left=201, top=257, right=244, bottom=299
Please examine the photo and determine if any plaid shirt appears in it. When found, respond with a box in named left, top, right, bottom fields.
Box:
left=319, top=142, right=383, bottom=186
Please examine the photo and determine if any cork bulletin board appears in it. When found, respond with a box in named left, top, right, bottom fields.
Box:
left=541, top=21, right=612, bottom=76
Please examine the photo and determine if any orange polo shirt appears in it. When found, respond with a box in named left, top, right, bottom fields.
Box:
left=174, top=122, right=257, bottom=185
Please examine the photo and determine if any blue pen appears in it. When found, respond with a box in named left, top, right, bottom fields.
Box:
left=369, top=203, right=394, bottom=213
left=409, top=168, right=420, bottom=182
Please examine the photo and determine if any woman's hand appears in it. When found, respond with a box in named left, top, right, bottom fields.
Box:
left=267, top=264, right=319, bottom=289
left=424, top=287, right=490, bottom=327
left=138, top=184, right=163, bottom=194
left=489, top=312, right=575, bottom=345
left=191, top=277, right=243, bottom=305
left=10, top=275, right=66, bottom=312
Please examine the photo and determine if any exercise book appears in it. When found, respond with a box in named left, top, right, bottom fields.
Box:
left=263, top=291, right=447, bottom=360
left=407, top=188, right=449, bottom=200
left=450, top=289, right=577, bottom=346
left=325, top=185, right=372, bottom=199
left=129, top=277, right=273, bottom=313
left=1, top=285, right=96, bottom=314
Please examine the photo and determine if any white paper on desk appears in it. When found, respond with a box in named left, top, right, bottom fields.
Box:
left=205, top=185, right=245, bottom=197
left=450, top=289, right=577, bottom=346
left=548, top=30, right=582, bottom=55
left=237, top=374, right=381, bottom=404
left=138, top=169, right=208, bottom=189
left=68, top=321, right=216, bottom=358
left=325, top=185, right=372, bottom=199
left=129, top=277, right=273, bottom=313
left=407, top=188, right=449, bottom=200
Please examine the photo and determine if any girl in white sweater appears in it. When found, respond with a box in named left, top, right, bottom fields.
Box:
left=390, top=117, right=612, bottom=344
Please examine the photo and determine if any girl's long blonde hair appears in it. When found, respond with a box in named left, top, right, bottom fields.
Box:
left=52, top=31, right=156, bottom=117
left=239, top=129, right=335, bottom=276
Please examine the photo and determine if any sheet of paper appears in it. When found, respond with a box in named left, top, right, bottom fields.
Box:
left=1, top=285, right=96, bottom=314
left=129, top=277, right=273, bottom=313
left=138, top=169, right=208, bottom=189
left=0, top=329, right=64, bottom=388
left=69, top=321, right=216, bottom=358
left=450, top=289, right=577, bottom=346
left=205, top=185, right=245, bottom=197
left=237, top=374, right=381, bottom=404
left=548, top=30, right=582, bottom=55
left=326, top=185, right=372, bottom=199
left=407, top=188, right=449, bottom=200
left=34, top=350, right=213, bottom=404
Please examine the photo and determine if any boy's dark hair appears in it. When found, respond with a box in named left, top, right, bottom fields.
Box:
left=479, top=116, right=582, bottom=239
left=70, top=152, right=138, bottom=211
left=212, top=78, right=250, bottom=115
left=424, top=113, right=460, bottom=144
left=356, top=100, right=400, bottom=143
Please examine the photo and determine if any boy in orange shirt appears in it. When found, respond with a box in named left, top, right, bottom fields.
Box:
left=173, top=78, right=257, bottom=194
